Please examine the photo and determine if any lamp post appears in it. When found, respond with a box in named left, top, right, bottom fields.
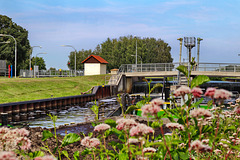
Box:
left=0, top=34, right=17, bottom=78
left=177, top=38, right=183, bottom=64
left=131, top=55, right=142, bottom=72
left=134, top=36, right=138, bottom=67
left=197, top=38, right=203, bottom=71
left=30, top=46, right=42, bottom=72
left=61, top=45, right=77, bottom=77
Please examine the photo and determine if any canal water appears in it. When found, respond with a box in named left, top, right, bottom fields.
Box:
left=12, top=97, right=119, bottom=128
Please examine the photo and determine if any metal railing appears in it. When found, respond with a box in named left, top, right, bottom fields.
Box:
left=20, top=69, right=84, bottom=78
left=119, top=62, right=240, bottom=73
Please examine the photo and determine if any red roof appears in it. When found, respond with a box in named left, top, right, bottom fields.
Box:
left=81, top=55, right=108, bottom=64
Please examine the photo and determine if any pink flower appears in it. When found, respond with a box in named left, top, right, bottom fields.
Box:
left=35, top=155, right=57, bottom=160
left=166, top=123, right=184, bottom=131
left=127, top=138, right=139, bottom=145
left=234, top=107, right=240, bottom=114
left=143, top=147, right=156, bottom=153
left=0, top=127, right=10, bottom=135
left=94, top=123, right=110, bottom=132
left=214, top=149, right=222, bottom=154
left=81, top=136, right=100, bottom=148
left=214, top=89, right=232, bottom=99
left=150, top=98, right=164, bottom=107
left=189, top=140, right=212, bottom=153
left=204, top=87, right=216, bottom=98
left=116, top=118, right=137, bottom=131
left=174, top=85, right=191, bottom=97
left=130, top=123, right=154, bottom=137
left=190, top=108, right=212, bottom=118
left=17, top=128, right=30, bottom=137
left=141, top=103, right=161, bottom=117
left=191, top=87, right=203, bottom=98
left=16, top=137, right=31, bottom=150
left=0, top=151, right=17, bottom=160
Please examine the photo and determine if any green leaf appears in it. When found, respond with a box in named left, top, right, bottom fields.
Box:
left=81, top=148, right=90, bottom=156
left=176, top=65, right=188, bottom=78
left=42, top=130, right=53, bottom=141
left=29, top=151, right=45, bottom=158
left=62, top=133, right=81, bottom=147
left=178, top=151, right=189, bottom=160
left=62, top=150, right=69, bottom=158
left=73, top=151, right=80, bottom=160
left=104, top=119, right=117, bottom=128
left=150, top=83, right=163, bottom=94
left=125, top=105, right=139, bottom=114
left=191, top=75, right=210, bottom=88
left=39, top=147, right=48, bottom=151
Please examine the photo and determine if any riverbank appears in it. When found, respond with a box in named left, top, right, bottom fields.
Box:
left=0, top=75, right=107, bottom=104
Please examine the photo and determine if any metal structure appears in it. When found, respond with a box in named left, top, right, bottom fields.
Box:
left=0, top=60, right=7, bottom=76
left=197, top=38, right=203, bottom=70
left=118, top=62, right=240, bottom=73
left=30, top=46, right=42, bottom=73
left=177, top=38, right=183, bottom=64
left=20, top=69, right=83, bottom=78
left=184, top=37, right=196, bottom=63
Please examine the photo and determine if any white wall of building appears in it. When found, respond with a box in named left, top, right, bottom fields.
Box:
left=84, top=63, right=106, bottom=75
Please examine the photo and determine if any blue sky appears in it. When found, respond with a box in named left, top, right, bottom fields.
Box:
left=1, top=0, right=240, bottom=69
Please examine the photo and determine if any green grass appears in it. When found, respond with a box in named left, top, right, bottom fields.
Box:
left=0, top=75, right=107, bottom=104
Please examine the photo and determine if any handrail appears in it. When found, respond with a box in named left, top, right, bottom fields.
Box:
left=118, top=62, right=240, bottom=73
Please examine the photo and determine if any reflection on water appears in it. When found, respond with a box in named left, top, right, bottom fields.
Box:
left=13, top=98, right=119, bottom=128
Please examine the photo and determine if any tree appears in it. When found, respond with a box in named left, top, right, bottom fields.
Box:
left=31, top=57, right=46, bottom=70
left=0, top=15, right=31, bottom=75
left=67, top=35, right=173, bottom=71
left=67, top=49, right=92, bottom=70
left=94, top=35, right=173, bottom=70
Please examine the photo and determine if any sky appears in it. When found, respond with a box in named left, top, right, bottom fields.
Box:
left=1, top=0, right=240, bottom=70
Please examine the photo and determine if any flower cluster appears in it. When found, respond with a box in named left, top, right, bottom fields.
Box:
left=190, top=108, right=212, bottom=118
left=166, top=123, right=184, bottom=131
left=141, top=103, right=162, bottom=117
left=191, top=87, right=203, bottom=98
left=94, top=123, right=110, bottom=132
left=130, top=123, right=154, bottom=137
left=116, top=118, right=137, bottom=131
left=0, top=127, right=31, bottom=151
left=189, top=140, right=212, bottom=153
left=81, top=136, right=100, bottom=148
left=35, top=155, right=57, bottom=160
left=174, top=85, right=191, bottom=97
left=213, top=89, right=232, bottom=99
left=142, top=147, right=156, bottom=153
left=0, top=151, right=17, bottom=160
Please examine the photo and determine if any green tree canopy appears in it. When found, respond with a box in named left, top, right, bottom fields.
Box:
left=68, top=35, right=173, bottom=71
left=0, top=15, right=33, bottom=74
left=31, top=57, right=46, bottom=70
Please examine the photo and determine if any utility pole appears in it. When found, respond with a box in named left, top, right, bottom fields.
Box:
left=177, top=38, right=183, bottom=64
left=197, top=38, right=203, bottom=71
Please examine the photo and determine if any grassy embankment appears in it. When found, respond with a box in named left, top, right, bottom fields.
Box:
left=0, top=75, right=107, bottom=104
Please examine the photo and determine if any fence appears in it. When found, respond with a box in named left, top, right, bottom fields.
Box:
left=118, top=62, right=240, bottom=73
left=20, top=69, right=84, bottom=78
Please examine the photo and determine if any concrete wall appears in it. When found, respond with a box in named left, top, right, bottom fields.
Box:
left=84, top=63, right=106, bottom=75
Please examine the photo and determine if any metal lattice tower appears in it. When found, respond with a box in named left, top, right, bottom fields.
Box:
left=184, top=37, right=196, bottom=63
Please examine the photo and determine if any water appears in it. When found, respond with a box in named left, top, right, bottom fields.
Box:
left=12, top=98, right=119, bottom=129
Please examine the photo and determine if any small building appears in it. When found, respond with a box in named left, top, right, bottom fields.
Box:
left=81, top=55, right=108, bottom=76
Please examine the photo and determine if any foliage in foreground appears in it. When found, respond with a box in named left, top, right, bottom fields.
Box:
left=0, top=59, right=240, bottom=159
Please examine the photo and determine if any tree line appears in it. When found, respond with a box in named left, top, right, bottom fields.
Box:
left=68, top=36, right=173, bottom=71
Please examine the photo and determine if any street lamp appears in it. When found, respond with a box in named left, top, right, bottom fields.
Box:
left=134, top=36, right=138, bottom=67
left=131, top=55, right=142, bottom=72
left=61, top=45, right=77, bottom=77
left=0, top=34, right=17, bottom=78
left=35, top=52, right=47, bottom=66
left=30, top=46, right=42, bottom=72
